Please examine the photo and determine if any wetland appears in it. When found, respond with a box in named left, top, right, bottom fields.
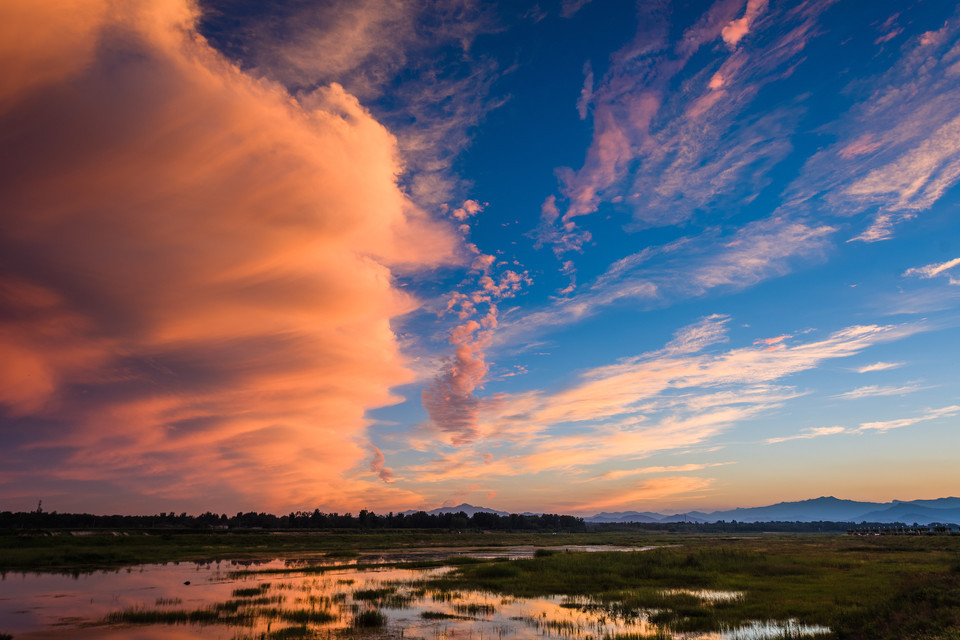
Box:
left=1, top=531, right=959, bottom=640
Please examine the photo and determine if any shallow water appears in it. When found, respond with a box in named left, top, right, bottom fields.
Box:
left=0, top=546, right=829, bottom=640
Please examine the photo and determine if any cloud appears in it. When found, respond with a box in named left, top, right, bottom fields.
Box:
left=422, top=247, right=531, bottom=445
left=721, top=0, right=769, bottom=47
left=858, top=406, right=960, bottom=432
left=844, top=114, right=960, bottom=215
left=369, top=446, right=396, bottom=484
left=408, top=319, right=923, bottom=484
left=0, top=1, right=457, bottom=513
left=854, top=361, right=904, bottom=373
left=787, top=10, right=960, bottom=242
left=512, top=215, right=834, bottom=340
left=200, top=0, right=504, bottom=209
left=766, top=426, right=846, bottom=444
left=537, top=0, right=831, bottom=252
left=567, top=476, right=715, bottom=512
left=665, top=315, right=731, bottom=354
left=561, top=0, right=595, bottom=19
left=421, top=310, right=496, bottom=446
left=904, top=257, right=960, bottom=285
left=590, top=462, right=735, bottom=481
left=834, top=384, right=926, bottom=400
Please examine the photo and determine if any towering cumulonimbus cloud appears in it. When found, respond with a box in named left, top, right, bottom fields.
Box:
left=0, top=0, right=458, bottom=512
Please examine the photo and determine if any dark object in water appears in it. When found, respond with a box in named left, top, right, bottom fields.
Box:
left=183, top=581, right=190, bottom=585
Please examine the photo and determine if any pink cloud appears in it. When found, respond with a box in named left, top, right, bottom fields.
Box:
left=721, top=0, right=769, bottom=47
left=407, top=319, right=923, bottom=485
left=369, top=446, right=396, bottom=484
left=568, top=477, right=714, bottom=512
left=0, top=1, right=457, bottom=513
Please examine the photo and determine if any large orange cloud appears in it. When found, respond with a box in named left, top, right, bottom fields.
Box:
left=0, top=1, right=458, bottom=513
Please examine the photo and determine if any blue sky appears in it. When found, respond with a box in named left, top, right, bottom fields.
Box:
left=1, top=0, right=958, bottom=515
left=359, top=0, right=960, bottom=513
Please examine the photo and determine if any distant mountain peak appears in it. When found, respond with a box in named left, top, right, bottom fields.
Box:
left=584, top=496, right=960, bottom=525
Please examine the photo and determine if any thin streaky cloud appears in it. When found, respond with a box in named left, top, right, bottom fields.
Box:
left=834, top=383, right=927, bottom=400
left=766, top=426, right=846, bottom=444
left=787, top=9, right=960, bottom=243
left=854, top=361, right=904, bottom=373
left=589, top=462, right=736, bottom=481
left=904, top=257, right=960, bottom=284
left=503, top=216, right=834, bottom=343
left=858, top=405, right=960, bottom=432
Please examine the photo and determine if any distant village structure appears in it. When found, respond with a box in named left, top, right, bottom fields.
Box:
left=846, top=525, right=957, bottom=536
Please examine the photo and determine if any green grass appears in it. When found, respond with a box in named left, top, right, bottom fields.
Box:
left=0, top=530, right=636, bottom=572
left=14, top=530, right=960, bottom=639
left=104, top=601, right=335, bottom=627
left=433, top=535, right=960, bottom=639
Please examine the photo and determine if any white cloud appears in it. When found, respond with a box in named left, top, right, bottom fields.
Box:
left=904, top=257, right=960, bottom=284
left=788, top=11, right=960, bottom=242
left=409, top=319, right=924, bottom=482
left=858, top=405, right=960, bottom=432
left=766, top=426, right=846, bottom=444
left=508, top=215, right=834, bottom=341
left=665, top=315, right=731, bottom=354
left=854, top=361, right=904, bottom=373
left=834, top=383, right=926, bottom=399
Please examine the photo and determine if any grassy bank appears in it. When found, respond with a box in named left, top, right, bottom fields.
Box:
left=432, top=535, right=960, bottom=639
left=0, top=529, right=655, bottom=572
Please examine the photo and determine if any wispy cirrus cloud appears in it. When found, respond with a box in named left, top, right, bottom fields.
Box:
left=589, top=462, right=735, bottom=481
left=854, top=361, right=904, bottom=373
left=858, top=405, right=960, bottom=432
left=904, top=257, right=960, bottom=285
left=786, top=8, right=960, bottom=242
left=766, top=426, right=845, bottom=444
left=0, top=1, right=457, bottom=513
left=407, top=318, right=924, bottom=490
left=834, top=383, right=927, bottom=400
left=200, top=0, right=505, bottom=209
left=565, top=476, right=715, bottom=513
left=509, top=215, right=834, bottom=340
left=537, top=0, right=833, bottom=252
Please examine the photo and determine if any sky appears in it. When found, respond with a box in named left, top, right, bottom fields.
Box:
left=1, top=0, right=959, bottom=517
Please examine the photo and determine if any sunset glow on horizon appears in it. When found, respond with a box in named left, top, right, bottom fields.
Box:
left=1, top=0, right=959, bottom=516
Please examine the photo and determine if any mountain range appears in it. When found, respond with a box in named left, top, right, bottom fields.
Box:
left=408, top=498, right=960, bottom=525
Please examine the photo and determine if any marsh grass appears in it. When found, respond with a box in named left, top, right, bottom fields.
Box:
left=420, top=611, right=465, bottom=620
left=104, top=599, right=336, bottom=628
left=352, top=609, right=386, bottom=627
left=234, top=583, right=272, bottom=597
left=352, top=587, right=396, bottom=601
left=453, top=602, right=496, bottom=615
left=0, top=530, right=621, bottom=573
left=232, top=626, right=320, bottom=639
left=434, top=536, right=960, bottom=638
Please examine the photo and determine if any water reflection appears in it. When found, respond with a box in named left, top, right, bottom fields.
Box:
left=0, top=548, right=829, bottom=640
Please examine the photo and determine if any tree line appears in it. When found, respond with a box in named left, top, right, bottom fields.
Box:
left=0, top=508, right=586, bottom=532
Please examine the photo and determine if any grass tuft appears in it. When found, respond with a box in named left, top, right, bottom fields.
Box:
left=353, top=609, right=386, bottom=627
